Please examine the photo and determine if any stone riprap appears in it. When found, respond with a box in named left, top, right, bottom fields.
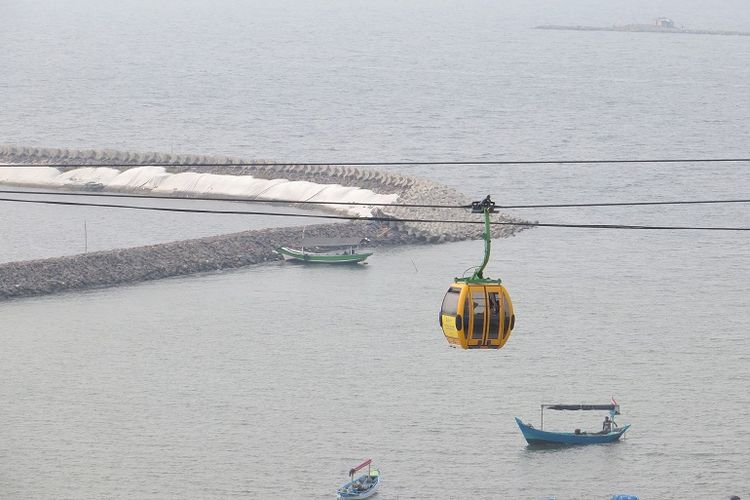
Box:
left=0, top=146, right=531, bottom=300
left=0, top=222, right=385, bottom=300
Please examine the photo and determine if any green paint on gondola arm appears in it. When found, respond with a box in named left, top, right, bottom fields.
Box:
left=454, top=196, right=503, bottom=285
left=474, top=207, right=492, bottom=280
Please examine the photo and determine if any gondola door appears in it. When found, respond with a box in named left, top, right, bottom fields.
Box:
left=466, top=287, right=487, bottom=348
left=466, top=287, right=506, bottom=348
left=486, top=290, right=503, bottom=348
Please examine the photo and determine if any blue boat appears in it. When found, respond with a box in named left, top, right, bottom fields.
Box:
left=516, top=401, right=630, bottom=446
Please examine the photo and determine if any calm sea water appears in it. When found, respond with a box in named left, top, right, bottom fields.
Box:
left=1, top=1, right=749, bottom=499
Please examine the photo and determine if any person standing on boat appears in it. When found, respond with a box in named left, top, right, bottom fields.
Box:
left=601, top=416, right=614, bottom=433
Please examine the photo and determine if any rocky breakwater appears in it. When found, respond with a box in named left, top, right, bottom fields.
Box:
left=0, top=222, right=387, bottom=300
left=0, top=146, right=530, bottom=300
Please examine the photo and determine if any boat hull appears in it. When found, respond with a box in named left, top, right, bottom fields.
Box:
left=277, top=246, right=372, bottom=264
left=515, top=417, right=630, bottom=446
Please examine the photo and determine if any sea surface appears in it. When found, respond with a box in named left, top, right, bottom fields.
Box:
left=1, top=1, right=749, bottom=498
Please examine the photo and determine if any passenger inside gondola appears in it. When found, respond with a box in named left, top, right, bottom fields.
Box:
left=489, top=293, right=499, bottom=314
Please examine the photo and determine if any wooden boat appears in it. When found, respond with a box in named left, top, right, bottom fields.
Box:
left=515, top=417, right=630, bottom=445
left=336, top=459, right=380, bottom=499
left=277, top=237, right=372, bottom=264
left=516, top=402, right=630, bottom=446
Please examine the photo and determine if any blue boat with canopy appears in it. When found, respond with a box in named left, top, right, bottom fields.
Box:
left=516, top=402, right=630, bottom=446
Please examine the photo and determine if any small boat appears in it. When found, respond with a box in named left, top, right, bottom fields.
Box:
left=336, top=459, right=380, bottom=499
left=516, top=401, right=630, bottom=446
left=277, top=237, right=372, bottom=264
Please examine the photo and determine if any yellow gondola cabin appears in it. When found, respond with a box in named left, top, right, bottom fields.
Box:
left=439, top=196, right=516, bottom=349
left=440, top=283, right=514, bottom=349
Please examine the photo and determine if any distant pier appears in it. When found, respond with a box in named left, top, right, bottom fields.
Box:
left=536, top=24, right=750, bottom=37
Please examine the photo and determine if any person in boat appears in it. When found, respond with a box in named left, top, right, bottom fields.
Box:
left=353, top=478, right=368, bottom=491
left=601, top=415, right=615, bottom=433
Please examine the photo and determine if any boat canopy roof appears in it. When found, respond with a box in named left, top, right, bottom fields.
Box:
left=301, top=237, right=367, bottom=247
left=542, top=404, right=619, bottom=412
left=348, top=458, right=372, bottom=477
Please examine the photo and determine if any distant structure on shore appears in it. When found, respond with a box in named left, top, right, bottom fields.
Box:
left=655, top=17, right=675, bottom=29
left=536, top=18, right=750, bottom=37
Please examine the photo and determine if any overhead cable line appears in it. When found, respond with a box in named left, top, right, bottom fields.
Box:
left=0, top=189, right=466, bottom=209
left=0, top=189, right=747, bottom=210
left=0, top=196, right=747, bottom=231
left=2, top=157, right=750, bottom=167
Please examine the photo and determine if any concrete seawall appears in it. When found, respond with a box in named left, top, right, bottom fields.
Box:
left=0, top=146, right=530, bottom=300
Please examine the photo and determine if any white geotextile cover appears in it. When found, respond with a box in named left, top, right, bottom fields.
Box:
left=0, top=166, right=397, bottom=217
